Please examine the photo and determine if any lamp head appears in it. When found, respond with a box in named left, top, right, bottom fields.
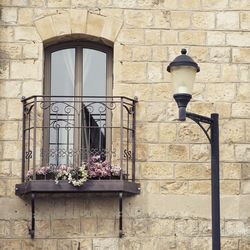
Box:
left=167, top=49, right=200, bottom=120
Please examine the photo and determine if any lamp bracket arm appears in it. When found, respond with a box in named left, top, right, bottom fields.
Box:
left=186, top=112, right=212, bottom=143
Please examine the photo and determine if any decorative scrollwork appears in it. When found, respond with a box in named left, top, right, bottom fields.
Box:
left=124, top=149, right=132, bottom=160
left=25, top=150, right=32, bottom=159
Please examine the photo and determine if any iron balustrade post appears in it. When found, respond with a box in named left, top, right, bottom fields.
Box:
left=119, top=192, right=123, bottom=238
left=33, top=97, right=37, bottom=180
left=21, top=97, right=26, bottom=183
left=132, top=97, right=137, bottom=182
left=29, top=193, right=35, bottom=239
left=211, top=113, right=221, bottom=250
left=185, top=111, right=220, bottom=250
left=120, top=98, right=124, bottom=180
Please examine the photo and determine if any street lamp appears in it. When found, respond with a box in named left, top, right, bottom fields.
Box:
left=167, top=49, right=221, bottom=250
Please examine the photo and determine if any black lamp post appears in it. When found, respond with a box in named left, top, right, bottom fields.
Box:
left=167, top=49, right=221, bottom=250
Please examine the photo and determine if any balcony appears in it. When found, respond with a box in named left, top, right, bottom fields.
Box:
left=15, top=95, right=140, bottom=238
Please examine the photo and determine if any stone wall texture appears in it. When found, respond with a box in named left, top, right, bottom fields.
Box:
left=0, top=0, right=250, bottom=249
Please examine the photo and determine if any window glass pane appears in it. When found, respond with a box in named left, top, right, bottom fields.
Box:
left=82, top=49, right=106, bottom=96
left=82, top=49, right=107, bottom=157
left=50, top=49, right=75, bottom=166
left=51, top=49, right=75, bottom=96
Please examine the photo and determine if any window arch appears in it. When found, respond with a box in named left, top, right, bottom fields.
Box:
left=43, top=41, right=113, bottom=167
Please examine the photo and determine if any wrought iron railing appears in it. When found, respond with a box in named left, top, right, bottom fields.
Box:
left=21, top=95, right=137, bottom=183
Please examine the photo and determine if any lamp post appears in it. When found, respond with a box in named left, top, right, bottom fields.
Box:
left=167, top=49, right=221, bottom=250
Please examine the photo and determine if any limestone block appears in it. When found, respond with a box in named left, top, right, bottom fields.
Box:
left=0, top=121, right=18, bottom=140
left=154, top=10, right=170, bottom=29
left=233, top=48, right=250, bottom=63
left=140, top=162, right=173, bottom=179
left=207, top=31, right=225, bottom=46
left=0, top=81, right=21, bottom=97
left=145, top=30, right=160, bottom=45
left=136, top=143, right=148, bottom=161
left=210, top=47, right=231, bottom=63
left=152, top=83, right=172, bottom=101
left=97, top=218, right=115, bottom=236
left=102, top=17, right=123, bottom=42
left=10, top=60, right=41, bottom=80
left=215, top=103, right=231, bottom=119
left=161, top=30, right=178, bottom=44
left=148, top=218, right=175, bottom=236
left=225, top=220, right=245, bottom=236
left=12, top=220, right=29, bottom=237
left=144, top=181, right=160, bottom=194
left=177, top=123, right=203, bottom=143
left=227, top=33, right=250, bottom=47
left=230, top=0, right=250, bottom=8
left=52, top=219, right=80, bottom=237
left=0, top=27, right=14, bottom=42
left=97, top=0, right=112, bottom=7
left=14, top=27, right=40, bottom=42
left=86, top=13, right=105, bottom=38
left=115, top=62, right=146, bottom=82
left=0, top=240, right=21, bottom=250
left=223, top=163, right=241, bottom=179
left=35, top=16, right=56, bottom=41
left=7, top=99, right=22, bottom=119
left=221, top=238, right=239, bottom=250
left=220, top=119, right=245, bottom=143
left=52, top=12, right=71, bottom=37
left=30, top=0, right=45, bottom=6
left=136, top=102, right=148, bottom=122
left=0, top=43, right=22, bottom=59
left=147, top=62, right=163, bottom=82
left=22, top=239, right=57, bottom=250
left=206, top=84, right=235, bottom=102
left=190, top=144, right=210, bottom=162
left=0, top=180, right=6, bottom=196
left=23, top=43, right=41, bottom=59
left=93, top=238, right=119, bottom=250
left=222, top=64, right=239, bottom=82
left=241, top=12, right=250, bottom=29
left=2, top=141, right=21, bottom=159
left=159, top=123, right=177, bottom=143
left=170, top=11, right=191, bottom=29
left=239, top=239, right=250, bottom=250
left=191, top=12, right=215, bottom=29
left=133, top=46, right=151, bottom=61
left=242, top=163, right=250, bottom=179
left=202, top=0, right=228, bottom=9
left=146, top=102, right=166, bottom=122
left=198, top=220, right=212, bottom=235
left=119, top=238, right=142, bottom=250
left=166, top=144, right=189, bottom=161
left=112, top=0, right=137, bottom=8
left=70, top=9, right=87, bottom=34
left=179, top=0, right=200, bottom=9
left=176, top=219, right=199, bottom=236
left=221, top=180, right=240, bottom=195
left=124, top=10, right=153, bottom=28
left=160, top=181, right=188, bottom=194
left=247, top=122, right=250, bottom=142
left=189, top=102, right=214, bottom=117
left=232, top=103, right=250, bottom=118
left=152, top=46, right=168, bottom=61
left=101, top=9, right=124, bottom=19
left=18, top=8, right=33, bottom=25
left=47, top=0, right=70, bottom=7
left=217, top=12, right=239, bottom=30
left=235, top=144, right=250, bottom=162
left=175, top=163, right=210, bottom=179
left=236, top=83, right=250, bottom=102
left=0, top=99, right=7, bottom=119
left=1, top=7, right=17, bottom=24
left=112, top=83, right=134, bottom=96
left=0, top=60, right=9, bottom=79
left=191, top=237, right=212, bottom=250
left=179, top=31, right=206, bottom=45
left=189, top=180, right=210, bottom=194
left=189, top=47, right=209, bottom=63
left=114, top=43, right=132, bottom=61
left=239, top=65, right=250, bottom=82
left=0, top=161, right=11, bottom=176
left=241, top=180, right=250, bottom=194
left=36, top=220, right=51, bottom=238
left=220, top=144, right=235, bottom=161
left=148, top=144, right=166, bottom=161
left=0, top=220, right=10, bottom=237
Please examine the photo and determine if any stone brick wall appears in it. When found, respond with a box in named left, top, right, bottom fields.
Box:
left=0, top=0, right=250, bottom=249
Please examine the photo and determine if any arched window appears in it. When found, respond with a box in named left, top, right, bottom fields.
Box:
left=43, top=41, right=113, bottom=167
